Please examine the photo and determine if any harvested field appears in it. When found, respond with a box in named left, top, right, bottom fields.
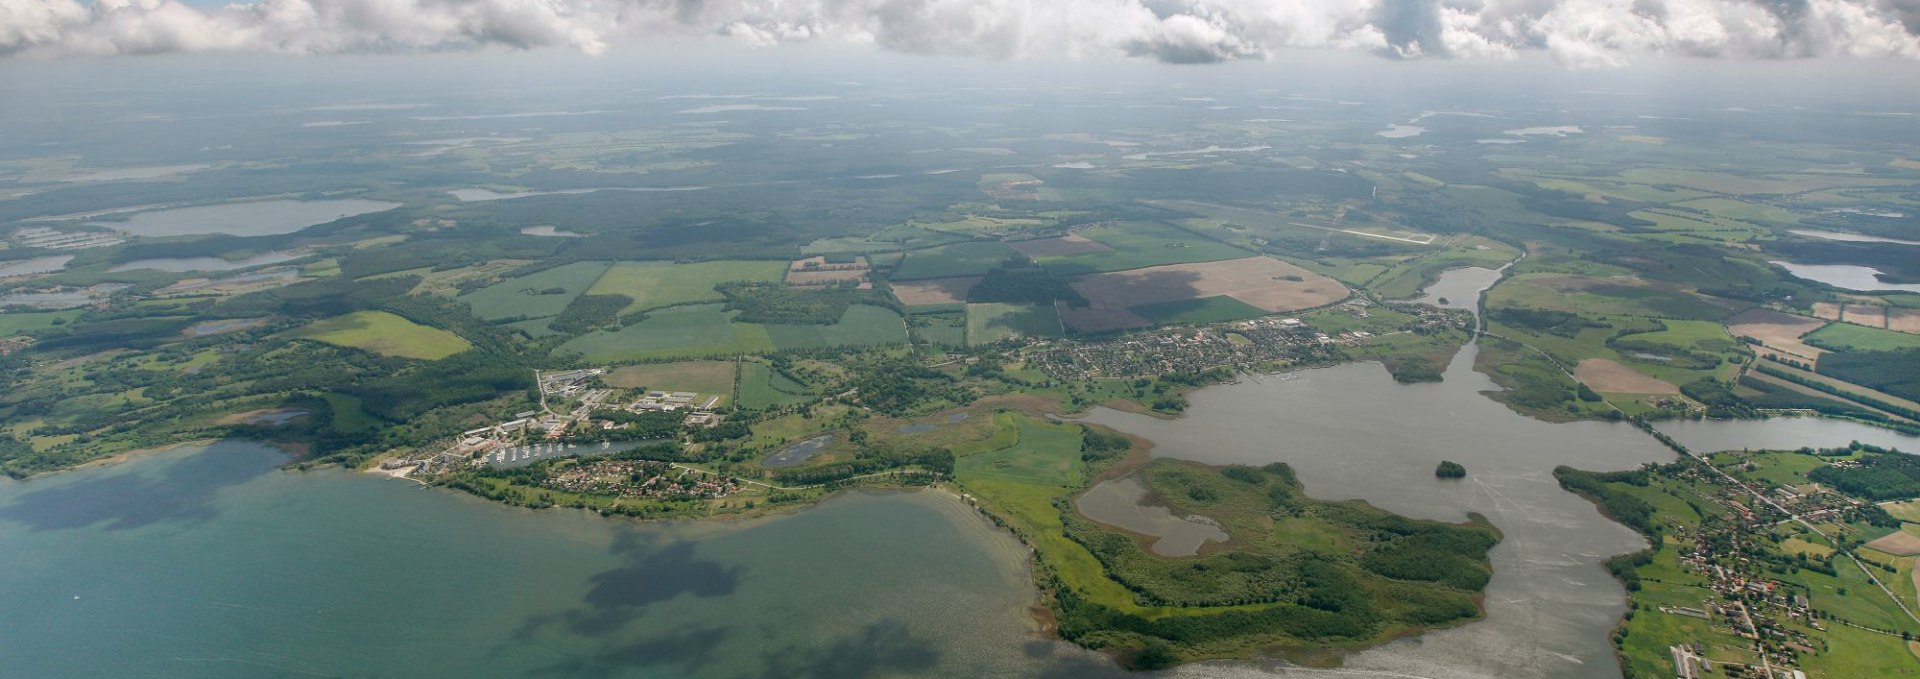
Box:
left=1574, top=358, right=1679, bottom=394
left=1073, top=257, right=1346, bottom=313
left=1058, top=257, right=1345, bottom=332
left=890, top=276, right=979, bottom=306
left=603, top=361, right=736, bottom=399
left=1726, top=308, right=1827, bottom=360
left=1865, top=529, right=1920, bottom=557
left=1009, top=233, right=1112, bottom=257
left=1894, top=308, right=1920, bottom=334
left=1813, top=302, right=1843, bottom=321
left=785, top=256, right=870, bottom=286
left=1845, top=304, right=1890, bottom=328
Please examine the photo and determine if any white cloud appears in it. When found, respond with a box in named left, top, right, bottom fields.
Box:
left=0, top=0, right=1916, bottom=66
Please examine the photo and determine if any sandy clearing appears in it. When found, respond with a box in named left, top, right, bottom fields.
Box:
left=890, top=276, right=980, bottom=306
left=1574, top=358, right=1680, bottom=394
left=1070, top=256, right=1348, bottom=314
left=1864, top=530, right=1920, bottom=556
left=1009, top=233, right=1112, bottom=257
left=1726, top=308, right=1827, bottom=360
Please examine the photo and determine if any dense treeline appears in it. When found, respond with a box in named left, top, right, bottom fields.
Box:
left=1817, top=348, right=1920, bottom=403
left=770, top=441, right=953, bottom=486
left=1754, top=363, right=1920, bottom=421
left=846, top=358, right=964, bottom=416
left=548, top=294, right=632, bottom=334
left=719, top=283, right=883, bottom=324
left=1807, top=452, right=1920, bottom=501
left=1488, top=307, right=1612, bottom=338
left=1554, top=467, right=1658, bottom=537
left=1080, top=426, right=1132, bottom=462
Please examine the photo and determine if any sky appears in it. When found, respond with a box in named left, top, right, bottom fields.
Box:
left=2, top=0, right=1919, bottom=69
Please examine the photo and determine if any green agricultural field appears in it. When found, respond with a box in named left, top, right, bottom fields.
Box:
left=555, top=304, right=774, bottom=362
left=738, top=362, right=810, bottom=410
left=890, top=240, right=1022, bottom=280
left=1672, top=197, right=1802, bottom=225
left=1805, top=322, right=1920, bottom=352
left=322, top=392, right=383, bottom=432
left=289, top=311, right=471, bottom=360
left=588, top=260, right=787, bottom=315
left=763, top=305, right=907, bottom=351
left=0, top=310, right=83, bottom=336
left=1032, top=221, right=1248, bottom=276
left=908, top=310, right=967, bottom=346
left=1486, top=273, right=1736, bottom=321
left=603, top=360, right=737, bottom=401
left=966, top=303, right=1063, bottom=344
left=555, top=304, right=905, bottom=362
left=458, top=261, right=611, bottom=321
left=1128, top=296, right=1267, bottom=325
left=955, top=412, right=1083, bottom=487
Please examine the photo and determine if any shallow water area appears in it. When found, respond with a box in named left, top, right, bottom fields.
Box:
left=1075, top=475, right=1228, bottom=556
left=0, top=441, right=1120, bottom=678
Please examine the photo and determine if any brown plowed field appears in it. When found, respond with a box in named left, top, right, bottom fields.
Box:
left=1726, top=308, right=1827, bottom=360
left=1574, top=358, right=1679, bottom=394
left=890, top=276, right=980, bottom=306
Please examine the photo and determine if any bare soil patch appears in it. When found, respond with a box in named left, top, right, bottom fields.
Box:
left=1009, top=233, right=1113, bottom=257
left=785, top=256, right=870, bottom=286
left=1812, top=302, right=1843, bottom=321
left=1726, top=308, right=1827, bottom=360
left=1844, top=304, right=1890, bottom=328
left=1070, top=257, right=1346, bottom=314
left=1864, top=530, right=1920, bottom=556
left=889, top=276, right=980, bottom=306
left=1574, top=358, right=1679, bottom=394
left=1890, top=308, right=1920, bottom=334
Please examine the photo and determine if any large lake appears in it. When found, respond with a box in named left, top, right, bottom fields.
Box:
left=1771, top=261, right=1920, bottom=294
left=1087, top=344, right=1673, bottom=679
left=0, top=441, right=1119, bottom=678
left=92, top=199, right=399, bottom=238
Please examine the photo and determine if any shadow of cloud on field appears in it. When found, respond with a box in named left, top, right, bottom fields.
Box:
left=1061, top=268, right=1207, bottom=333
left=0, top=441, right=278, bottom=532
left=516, top=533, right=745, bottom=639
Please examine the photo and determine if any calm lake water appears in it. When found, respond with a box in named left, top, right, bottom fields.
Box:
left=1410, top=266, right=1505, bottom=317
left=0, top=255, right=74, bottom=277
left=0, top=441, right=1118, bottom=679
left=1654, top=417, right=1919, bottom=454
left=1086, top=345, right=1672, bottom=679
left=1789, top=228, right=1920, bottom=246
left=1771, top=261, right=1920, bottom=293
left=93, top=199, right=399, bottom=238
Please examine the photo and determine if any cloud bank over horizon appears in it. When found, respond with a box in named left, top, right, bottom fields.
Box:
left=3, top=0, right=1919, bottom=68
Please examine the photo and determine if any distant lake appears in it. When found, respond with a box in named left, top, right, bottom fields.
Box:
left=110, top=252, right=303, bottom=273
left=1789, top=228, right=1920, bottom=246
left=521, top=226, right=585, bottom=238
left=1771, top=261, right=1920, bottom=293
left=0, top=255, right=74, bottom=277
left=449, top=187, right=707, bottom=202
left=1375, top=124, right=1426, bottom=138
left=92, top=200, right=400, bottom=238
left=1655, top=417, right=1919, bottom=454
left=0, top=441, right=1120, bottom=678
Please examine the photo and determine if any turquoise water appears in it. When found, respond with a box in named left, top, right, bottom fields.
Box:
left=0, top=441, right=1115, bottom=678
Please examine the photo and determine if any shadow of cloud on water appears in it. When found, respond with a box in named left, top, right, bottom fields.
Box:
left=0, top=441, right=279, bottom=532
left=755, top=621, right=941, bottom=679
left=529, top=625, right=732, bottom=679
left=517, top=532, right=745, bottom=640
